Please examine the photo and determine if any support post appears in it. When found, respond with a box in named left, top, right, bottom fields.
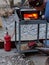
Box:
left=15, top=21, right=17, bottom=48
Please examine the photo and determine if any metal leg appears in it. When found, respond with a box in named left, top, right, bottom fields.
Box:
left=15, top=21, right=17, bottom=48
left=45, top=22, right=48, bottom=47
left=37, top=24, right=39, bottom=43
left=18, top=22, right=21, bottom=52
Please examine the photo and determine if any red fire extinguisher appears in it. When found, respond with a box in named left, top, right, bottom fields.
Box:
left=4, top=32, right=11, bottom=51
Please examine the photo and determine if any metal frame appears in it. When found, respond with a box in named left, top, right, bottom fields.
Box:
left=14, top=0, right=48, bottom=53
left=17, top=20, right=48, bottom=53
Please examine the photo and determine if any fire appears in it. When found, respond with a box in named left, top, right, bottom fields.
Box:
left=24, top=13, right=38, bottom=20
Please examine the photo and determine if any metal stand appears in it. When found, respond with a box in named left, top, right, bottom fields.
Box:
left=17, top=20, right=48, bottom=53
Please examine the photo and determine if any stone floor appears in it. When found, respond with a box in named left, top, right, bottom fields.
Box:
left=0, top=48, right=49, bottom=65
left=25, top=55, right=48, bottom=65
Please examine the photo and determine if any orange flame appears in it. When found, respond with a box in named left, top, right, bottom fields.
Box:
left=24, top=13, right=38, bottom=20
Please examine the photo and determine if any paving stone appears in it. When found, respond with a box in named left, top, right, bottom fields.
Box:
left=0, top=54, right=35, bottom=65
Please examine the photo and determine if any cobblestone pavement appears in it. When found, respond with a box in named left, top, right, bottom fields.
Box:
left=25, top=55, right=48, bottom=65
left=0, top=49, right=35, bottom=65
left=0, top=49, right=49, bottom=65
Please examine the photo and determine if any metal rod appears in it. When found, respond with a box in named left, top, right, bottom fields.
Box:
left=15, top=21, right=17, bottom=48
left=37, top=24, right=39, bottom=42
left=45, top=22, right=48, bottom=47
left=18, top=22, right=21, bottom=52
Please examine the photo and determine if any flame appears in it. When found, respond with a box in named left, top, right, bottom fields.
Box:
left=24, top=13, right=38, bottom=20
